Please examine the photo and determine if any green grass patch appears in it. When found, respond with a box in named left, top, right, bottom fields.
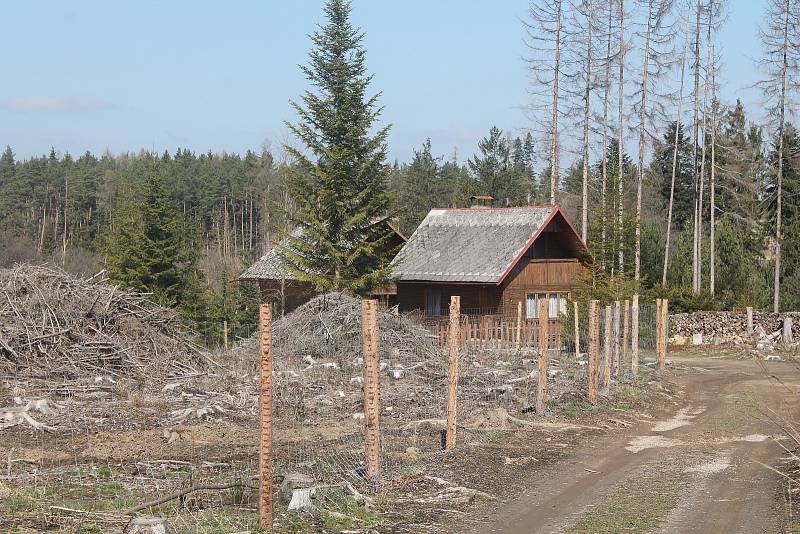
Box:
left=567, top=465, right=684, bottom=533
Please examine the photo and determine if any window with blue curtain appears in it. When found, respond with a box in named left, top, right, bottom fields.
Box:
left=425, top=289, right=441, bottom=316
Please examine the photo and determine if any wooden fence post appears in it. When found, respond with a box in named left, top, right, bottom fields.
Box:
left=361, top=299, right=381, bottom=482
left=603, top=305, right=612, bottom=392
left=258, top=304, right=273, bottom=527
left=784, top=316, right=794, bottom=349
left=516, top=301, right=523, bottom=349
left=656, top=299, right=662, bottom=366
left=746, top=306, right=753, bottom=338
left=573, top=300, right=580, bottom=357
left=631, top=294, right=639, bottom=374
left=612, top=301, right=621, bottom=378
left=655, top=299, right=665, bottom=370
left=446, top=296, right=460, bottom=450
left=536, top=300, right=549, bottom=414
left=662, top=299, right=669, bottom=364
left=622, top=300, right=630, bottom=372
left=588, top=300, right=600, bottom=404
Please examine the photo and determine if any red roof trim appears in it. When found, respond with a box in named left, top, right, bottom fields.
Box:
left=429, top=204, right=559, bottom=211
left=495, top=206, right=588, bottom=286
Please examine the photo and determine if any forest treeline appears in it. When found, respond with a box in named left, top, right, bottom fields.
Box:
left=0, top=98, right=796, bottom=315
left=1, top=0, right=800, bottom=342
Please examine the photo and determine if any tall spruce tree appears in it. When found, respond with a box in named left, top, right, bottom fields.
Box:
left=105, top=166, right=190, bottom=306
left=398, top=138, right=439, bottom=232
left=282, top=0, right=395, bottom=294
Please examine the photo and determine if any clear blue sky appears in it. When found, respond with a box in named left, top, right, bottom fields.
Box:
left=0, top=0, right=764, bottom=165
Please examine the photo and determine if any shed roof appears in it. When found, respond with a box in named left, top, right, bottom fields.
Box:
left=239, top=235, right=300, bottom=282
left=240, top=220, right=406, bottom=282
left=390, top=205, right=585, bottom=284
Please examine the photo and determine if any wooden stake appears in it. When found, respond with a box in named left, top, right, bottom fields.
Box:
left=631, top=294, right=640, bottom=374
left=362, top=299, right=381, bottom=482
left=661, top=299, right=669, bottom=366
left=612, top=301, right=621, bottom=377
left=573, top=300, right=580, bottom=357
left=446, top=296, right=460, bottom=450
left=516, top=301, right=523, bottom=349
left=536, top=300, right=549, bottom=414
left=223, top=320, right=229, bottom=350
left=258, top=304, right=273, bottom=527
left=603, top=305, right=612, bottom=393
left=588, top=300, right=600, bottom=404
left=622, top=300, right=630, bottom=372
left=656, top=299, right=664, bottom=370
left=746, top=306, right=753, bottom=338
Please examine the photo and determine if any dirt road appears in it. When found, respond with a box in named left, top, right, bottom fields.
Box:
left=470, top=357, right=799, bottom=533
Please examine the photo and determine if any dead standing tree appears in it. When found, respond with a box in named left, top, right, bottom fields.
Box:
left=565, top=0, right=603, bottom=242
left=525, top=0, right=568, bottom=205
left=599, top=0, right=619, bottom=269
left=690, top=0, right=707, bottom=294
left=707, top=0, right=727, bottom=294
left=616, top=0, right=628, bottom=274
left=695, top=0, right=726, bottom=293
left=757, top=0, right=800, bottom=312
left=663, top=26, right=690, bottom=285
left=632, top=0, right=676, bottom=281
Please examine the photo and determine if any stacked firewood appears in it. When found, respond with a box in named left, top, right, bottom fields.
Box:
left=670, top=311, right=800, bottom=344
left=0, top=264, right=209, bottom=380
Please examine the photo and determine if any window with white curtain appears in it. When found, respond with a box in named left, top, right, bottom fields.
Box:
left=527, top=292, right=567, bottom=318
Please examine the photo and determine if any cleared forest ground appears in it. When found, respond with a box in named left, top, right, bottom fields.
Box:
left=2, top=351, right=794, bottom=533
left=1, top=268, right=795, bottom=533
left=0, top=346, right=676, bottom=534
left=462, top=354, right=799, bottom=534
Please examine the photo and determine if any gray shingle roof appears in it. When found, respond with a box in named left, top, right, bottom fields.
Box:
left=239, top=247, right=296, bottom=281
left=240, top=220, right=406, bottom=282
left=390, top=206, right=557, bottom=283
left=239, top=228, right=302, bottom=281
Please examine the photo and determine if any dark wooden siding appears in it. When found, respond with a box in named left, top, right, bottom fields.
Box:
left=258, top=280, right=316, bottom=314
left=397, top=282, right=501, bottom=315
left=499, top=259, right=585, bottom=314
left=395, top=211, right=588, bottom=317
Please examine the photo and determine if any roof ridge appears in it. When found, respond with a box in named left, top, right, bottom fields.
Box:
left=430, top=205, right=556, bottom=211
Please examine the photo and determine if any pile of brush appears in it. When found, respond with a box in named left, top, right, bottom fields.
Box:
left=0, top=264, right=209, bottom=380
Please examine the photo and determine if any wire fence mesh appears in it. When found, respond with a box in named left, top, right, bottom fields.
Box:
left=1, top=289, right=669, bottom=532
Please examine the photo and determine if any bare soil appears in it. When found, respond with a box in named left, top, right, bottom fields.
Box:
left=0, top=352, right=794, bottom=533
left=454, top=355, right=799, bottom=534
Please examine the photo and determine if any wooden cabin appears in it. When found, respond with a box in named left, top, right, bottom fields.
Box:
left=391, top=205, right=588, bottom=321
left=240, top=220, right=406, bottom=314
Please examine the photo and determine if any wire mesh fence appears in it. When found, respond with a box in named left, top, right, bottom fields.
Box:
left=0, top=288, right=670, bottom=532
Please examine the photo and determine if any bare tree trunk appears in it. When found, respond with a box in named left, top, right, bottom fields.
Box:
left=634, top=0, right=654, bottom=282
left=62, top=173, right=68, bottom=266
left=550, top=0, right=564, bottom=205
left=691, top=0, right=702, bottom=294
left=600, top=0, right=614, bottom=270
left=617, top=0, right=625, bottom=274
left=249, top=192, right=254, bottom=251
left=709, top=42, right=718, bottom=296
left=774, top=4, right=789, bottom=313
left=696, top=0, right=713, bottom=292
left=38, top=205, right=47, bottom=255
left=581, top=2, right=594, bottom=243
left=663, top=34, right=689, bottom=286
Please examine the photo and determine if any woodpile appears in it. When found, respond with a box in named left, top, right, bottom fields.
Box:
left=0, top=264, right=209, bottom=381
left=670, top=310, right=800, bottom=348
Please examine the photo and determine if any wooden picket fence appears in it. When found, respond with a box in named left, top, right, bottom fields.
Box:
left=419, top=314, right=562, bottom=350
